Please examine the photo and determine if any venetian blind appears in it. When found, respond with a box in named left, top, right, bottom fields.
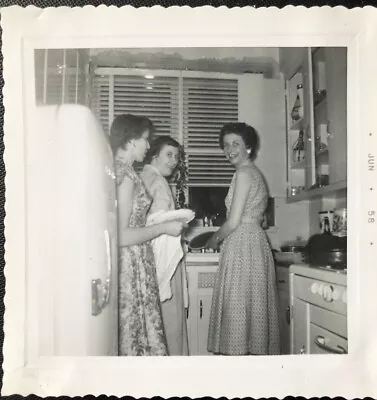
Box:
left=183, top=77, right=238, bottom=186
left=92, top=74, right=180, bottom=140
left=91, top=75, right=111, bottom=134
left=91, top=72, right=239, bottom=186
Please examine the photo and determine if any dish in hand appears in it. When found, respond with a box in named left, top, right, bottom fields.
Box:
left=149, top=209, right=195, bottom=224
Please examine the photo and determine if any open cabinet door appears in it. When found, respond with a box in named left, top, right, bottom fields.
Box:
left=302, top=48, right=316, bottom=190
left=29, top=104, right=118, bottom=356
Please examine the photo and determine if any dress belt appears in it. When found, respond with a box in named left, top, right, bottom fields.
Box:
left=240, top=217, right=262, bottom=225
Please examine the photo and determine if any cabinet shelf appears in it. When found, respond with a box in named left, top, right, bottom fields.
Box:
left=287, top=180, right=347, bottom=203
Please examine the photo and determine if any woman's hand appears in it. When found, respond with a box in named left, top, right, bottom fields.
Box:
left=163, top=220, right=188, bottom=237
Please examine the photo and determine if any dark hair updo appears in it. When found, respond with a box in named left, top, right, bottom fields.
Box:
left=144, top=135, right=181, bottom=164
left=219, top=122, right=260, bottom=159
left=109, top=114, right=155, bottom=154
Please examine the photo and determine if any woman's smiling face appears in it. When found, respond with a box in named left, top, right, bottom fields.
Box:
left=152, top=144, right=180, bottom=177
left=222, top=133, right=250, bottom=167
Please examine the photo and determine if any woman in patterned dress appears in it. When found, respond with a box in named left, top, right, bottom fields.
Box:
left=206, top=122, right=280, bottom=355
left=140, top=136, right=189, bottom=356
left=110, top=114, right=187, bottom=356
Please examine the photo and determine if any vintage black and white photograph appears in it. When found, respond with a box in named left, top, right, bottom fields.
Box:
left=31, top=46, right=347, bottom=357
left=2, top=6, right=376, bottom=398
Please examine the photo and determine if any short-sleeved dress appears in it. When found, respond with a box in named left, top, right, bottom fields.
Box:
left=207, top=164, right=280, bottom=355
left=116, top=160, right=168, bottom=356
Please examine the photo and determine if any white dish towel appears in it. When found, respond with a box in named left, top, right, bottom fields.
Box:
left=147, top=211, right=185, bottom=303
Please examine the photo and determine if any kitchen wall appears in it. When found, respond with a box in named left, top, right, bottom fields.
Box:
left=238, top=73, right=287, bottom=198
left=90, top=47, right=279, bottom=61
left=89, top=47, right=280, bottom=77
left=266, top=197, right=310, bottom=249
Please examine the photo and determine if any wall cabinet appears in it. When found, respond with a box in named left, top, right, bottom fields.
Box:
left=281, top=47, right=347, bottom=202
left=186, top=261, right=218, bottom=355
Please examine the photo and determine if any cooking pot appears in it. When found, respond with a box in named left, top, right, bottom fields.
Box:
left=305, top=249, right=347, bottom=269
left=305, top=233, right=347, bottom=269
left=306, top=233, right=346, bottom=252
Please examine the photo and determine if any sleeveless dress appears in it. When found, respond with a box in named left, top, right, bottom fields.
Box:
left=116, top=160, right=168, bottom=356
left=207, top=164, right=280, bottom=355
left=140, top=164, right=189, bottom=356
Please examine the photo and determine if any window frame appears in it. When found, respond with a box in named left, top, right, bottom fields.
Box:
left=91, top=67, right=241, bottom=187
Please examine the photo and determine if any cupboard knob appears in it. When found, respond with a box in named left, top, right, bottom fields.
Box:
left=310, top=282, right=319, bottom=294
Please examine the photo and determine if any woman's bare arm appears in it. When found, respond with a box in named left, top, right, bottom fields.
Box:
left=206, top=167, right=252, bottom=248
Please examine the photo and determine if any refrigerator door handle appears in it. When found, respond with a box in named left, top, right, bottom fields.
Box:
left=91, top=230, right=112, bottom=316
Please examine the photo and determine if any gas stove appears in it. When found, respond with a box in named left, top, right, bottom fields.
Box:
left=289, top=263, right=347, bottom=355
left=311, top=264, right=347, bottom=275
left=290, top=263, right=347, bottom=285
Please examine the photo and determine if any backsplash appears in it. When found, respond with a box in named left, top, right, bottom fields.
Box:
left=265, top=197, right=310, bottom=250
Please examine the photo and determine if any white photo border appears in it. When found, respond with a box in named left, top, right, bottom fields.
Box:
left=2, top=5, right=377, bottom=398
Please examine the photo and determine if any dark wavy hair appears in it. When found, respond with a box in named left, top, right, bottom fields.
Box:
left=109, top=114, right=155, bottom=154
left=144, top=135, right=180, bottom=164
left=219, top=122, right=260, bottom=159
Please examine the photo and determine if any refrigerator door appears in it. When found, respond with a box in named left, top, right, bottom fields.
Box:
left=32, top=104, right=118, bottom=356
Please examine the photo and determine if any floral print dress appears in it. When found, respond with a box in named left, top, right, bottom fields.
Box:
left=116, top=160, right=168, bottom=356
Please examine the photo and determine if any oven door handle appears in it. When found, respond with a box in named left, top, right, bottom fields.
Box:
left=314, top=335, right=347, bottom=354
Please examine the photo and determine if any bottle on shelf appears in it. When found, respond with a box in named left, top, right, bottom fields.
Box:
left=324, top=216, right=331, bottom=234
left=291, top=84, right=304, bottom=122
left=292, top=129, right=305, bottom=163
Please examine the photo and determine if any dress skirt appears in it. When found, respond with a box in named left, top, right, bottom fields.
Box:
left=118, top=242, right=168, bottom=356
left=161, top=262, right=189, bottom=355
left=207, top=221, right=280, bottom=355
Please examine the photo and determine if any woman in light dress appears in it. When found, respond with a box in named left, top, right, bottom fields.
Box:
left=140, top=135, right=189, bottom=356
left=206, top=122, right=280, bottom=356
left=110, top=114, right=187, bottom=356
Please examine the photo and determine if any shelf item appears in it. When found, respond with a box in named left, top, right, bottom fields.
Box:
left=292, top=129, right=305, bottom=165
left=290, top=84, right=304, bottom=123
left=313, top=89, right=327, bottom=106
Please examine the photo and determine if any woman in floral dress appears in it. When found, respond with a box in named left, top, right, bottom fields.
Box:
left=206, top=122, right=280, bottom=355
left=110, top=114, right=186, bottom=356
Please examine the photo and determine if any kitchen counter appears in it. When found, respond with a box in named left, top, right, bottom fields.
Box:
left=185, top=252, right=219, bottom=264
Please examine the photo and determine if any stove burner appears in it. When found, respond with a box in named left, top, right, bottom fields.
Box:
left=311, top=264, right=347, bottom=274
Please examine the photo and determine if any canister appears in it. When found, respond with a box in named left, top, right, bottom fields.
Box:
left=333, top=208, right=347, bottom=237
left=319, top=210, right=334, bottom=233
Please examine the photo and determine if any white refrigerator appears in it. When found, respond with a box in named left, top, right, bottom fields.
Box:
left=29, top=104, right=118, bottom=356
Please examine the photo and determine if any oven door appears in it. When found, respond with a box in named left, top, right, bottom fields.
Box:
left=310, top=323, right=348, bottom=354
